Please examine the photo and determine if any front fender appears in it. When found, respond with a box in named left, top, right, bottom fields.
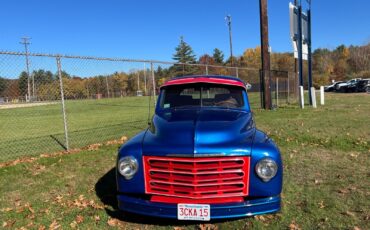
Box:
left=249, top=130, right=283, bottom=197
left=116, top=131, right=146, bottom=194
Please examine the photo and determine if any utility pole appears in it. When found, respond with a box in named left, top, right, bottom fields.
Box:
left=225, top=15, right=234, bottom=67
left=307, top=0, right=313, bottom=104
left=20, top=37, right=32, bottom=102
left=259, top=0, right=272, bottom=109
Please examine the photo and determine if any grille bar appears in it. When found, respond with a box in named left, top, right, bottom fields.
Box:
left=143, top=156, right=250, bottom=200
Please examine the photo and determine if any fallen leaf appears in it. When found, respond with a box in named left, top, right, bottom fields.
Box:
left=254, top=215, right=266, bottom=222
left=75, top=215, right=84, bottom=224
left=0, top=207, right=13, bottom=212
left=70, top=221, right=78, bottom=229
left=289, top=221, right=301, bottom=230
left=94, top=215, right=100, bottom=222
left=342, top=211, right=356, bottom=218
left=338, top=189, right=349, bottom=194
left=353, top=227, right=361, bottom=230
left=107, top=218, right=119, bottom=227
left=49, top=220, right=60, bottom=230
left=198, top=224, right=218, bottom=230
left=38, top=225, right=46, bottom=230
left=318, top=201, right=325, bottom=209
left=2, top=220, right=16, bottom=228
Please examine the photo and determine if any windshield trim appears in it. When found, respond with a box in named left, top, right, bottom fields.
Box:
left=156, top=83, right=250, bottom=112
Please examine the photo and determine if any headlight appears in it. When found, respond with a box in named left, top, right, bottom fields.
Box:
left=255, top=158, right=278, bottom=182
left=118, top=156, right=138, bottom=180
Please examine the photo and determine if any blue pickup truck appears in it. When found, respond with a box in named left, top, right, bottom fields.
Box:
left=116, top=75, right=283, bottom=221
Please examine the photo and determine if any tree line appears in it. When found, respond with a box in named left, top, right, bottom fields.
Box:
left=0, top=38, right=369, bottom=100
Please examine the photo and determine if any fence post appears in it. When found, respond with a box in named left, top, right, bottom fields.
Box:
left=276, top=77, right=279, bottom=107
left=310, top=87, right=317, bottom=108
left=299, top=86, right=304, bottom=109
left=151, top=62, right=156, bottom=107
left=56, top=57, right=70, bottom=150
left=320, top=86, right=325, bottom=105
left=236, top=67, right=239, bottom=78
left=105, top=76, right=110, bottom=98
left=287, top=74, right=290, bottom=104
left=144, top=63, right=147, bottom=95
left=205, top=65, right=209, bottom=75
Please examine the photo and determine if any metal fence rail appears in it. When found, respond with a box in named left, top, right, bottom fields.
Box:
left=0, top=50, right=298, bottom=162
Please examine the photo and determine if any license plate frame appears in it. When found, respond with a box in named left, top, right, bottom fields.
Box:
left=177, top=203, right=210, bottom=221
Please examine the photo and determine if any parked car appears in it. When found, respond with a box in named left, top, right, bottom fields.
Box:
left=116, top=75, right=283, bottom=220
left=324, top=81, right=345, bottom=92
left=355, top=79, right=370, bottom=92
left=366, top=82, right=370, bottom=93
left=335, top=78, right=361, bottom=92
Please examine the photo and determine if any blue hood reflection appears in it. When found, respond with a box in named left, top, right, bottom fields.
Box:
left=142, top=108, right=255, bottom=156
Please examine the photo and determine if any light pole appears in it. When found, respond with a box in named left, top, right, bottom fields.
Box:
left=225, top=15, right=234, bottom=67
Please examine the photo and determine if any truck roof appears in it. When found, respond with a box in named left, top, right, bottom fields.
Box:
left=160, top=75, right=246, bottom=89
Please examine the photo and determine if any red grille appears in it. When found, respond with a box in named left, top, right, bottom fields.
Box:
left=143, top=156, right=250, bottom=200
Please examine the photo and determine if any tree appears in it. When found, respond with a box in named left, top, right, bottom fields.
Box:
left=0, top=77, right=6, bottom=96
left=172, top=36, right=197, bottom=76
left=18, top=71, right=29, bottom=96
left=32, top=69, right=54, bottom=84
left=198, top=54, right=215, bottom=74
left=212, top=48, right=224, bottom=65
left=173, top=36, right=196, bottom=63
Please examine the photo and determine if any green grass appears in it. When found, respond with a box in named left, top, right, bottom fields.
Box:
left=0, top=93, right=369, bottom=229
left=0, top=94, right=262, bottom=162
left=0, top=97, right=151, bottom=161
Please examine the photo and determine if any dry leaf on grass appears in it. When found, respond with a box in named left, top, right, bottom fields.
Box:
left=2, top=220, right=16, bottom=228
left=75, top=215, right=84, bottom=224
left=107, top=218, right=119, bottom=227
left=49, top=220, right=60, bottom=230
left=288, top=221, right=301, bottom=230
left=94, top=215, right=101, bottom=222
left=342, top=211, right=356, bottom=218
left=70, top=221, right=78, bottom=229
left=254, top=215, right=266, bottom=222
left=0, top=207, right=13, bottom=212
left=318, top=201, right=325, bottom=209
left=198, top=224, right=218, bottom=230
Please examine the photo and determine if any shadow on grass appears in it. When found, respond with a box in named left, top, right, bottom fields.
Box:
left=95, top=167, right=246, bottom=226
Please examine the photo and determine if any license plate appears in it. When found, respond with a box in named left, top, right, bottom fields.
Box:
left=177, top=203, right=210, bottom=221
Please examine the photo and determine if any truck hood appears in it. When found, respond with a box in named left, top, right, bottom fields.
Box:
left=142, top=109, right=255, bottom=156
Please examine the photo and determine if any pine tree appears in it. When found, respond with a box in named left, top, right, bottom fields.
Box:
left=173, top=36, right=196, bottom=63
left=212, top=48, right=224, bottom=64
left=172, top=36, right=197, bottom=76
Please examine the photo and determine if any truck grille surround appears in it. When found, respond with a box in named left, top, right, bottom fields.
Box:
left=143, top=156, right=250, bottom=202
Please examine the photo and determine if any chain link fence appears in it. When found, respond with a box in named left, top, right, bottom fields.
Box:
left=0, top=51, right=298, bottom=162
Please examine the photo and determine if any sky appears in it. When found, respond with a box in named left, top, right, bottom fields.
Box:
left=0, top=0, right=369, bottom=62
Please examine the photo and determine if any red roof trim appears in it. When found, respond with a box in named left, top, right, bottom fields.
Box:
left=161, top=77, right=246, bottom=89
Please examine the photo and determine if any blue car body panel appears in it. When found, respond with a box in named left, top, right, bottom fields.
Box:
left=116, top=75, right=283, bottom=220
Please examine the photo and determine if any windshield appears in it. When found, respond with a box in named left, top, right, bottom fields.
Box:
left=159, top=84, right=245, bottom=109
